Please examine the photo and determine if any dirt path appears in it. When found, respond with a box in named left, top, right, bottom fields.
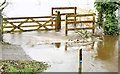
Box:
left=2, top=44, right=32, bottom=61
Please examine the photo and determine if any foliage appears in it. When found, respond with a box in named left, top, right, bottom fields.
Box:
left=94, top=2, right=119, bottom=35
left=0, top=41, right=10, bottom=45
left=75, top=30, right=91, bottom=39
left=0, top=60, right=49, bottom=72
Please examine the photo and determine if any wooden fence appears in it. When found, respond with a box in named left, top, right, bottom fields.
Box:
left=51, top=7, right=77, bottom=27
left=65, top=13, right=95, bottom=36
left=2, top=12, right=61, bottom=33
left=2, top=7, right=95, bottom=35
left=51, top=7, right=95, bottom=36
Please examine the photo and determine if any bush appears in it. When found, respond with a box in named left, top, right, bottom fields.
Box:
left=94, top=2, right=119, bottom=35
left=0, top=60, right=49, bottom=72
left=103, top=23, right=119, bottom=35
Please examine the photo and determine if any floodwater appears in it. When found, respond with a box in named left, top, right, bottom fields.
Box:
left=82, top=35, right=118, bottom=72
left=3, top=31, right=119, bottom=72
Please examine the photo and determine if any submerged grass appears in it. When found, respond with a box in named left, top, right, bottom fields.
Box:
left=0, top=41, right=11, bottom=45
left=0, top=60, right=49, bottom=72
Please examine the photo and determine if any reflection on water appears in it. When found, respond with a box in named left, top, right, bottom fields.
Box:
left=82, top=35, right=118, bottom=72
left=55, top=43, right=61, bottom=48
left=65, top=42, right=67, bottom=51
left=96, top=35, right=118, bottom=60
left=91, top=42, right=95, bottom=49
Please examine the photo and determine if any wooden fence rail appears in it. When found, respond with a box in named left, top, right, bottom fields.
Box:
left=2, top=7, right=95, bottom=35
left=52, top=7, right=95, bottom=36
left=51, top=7, right=94, bottom=23
left=2, top=12, right=61, bottom=33
left=51, top=7, right=77, bottom=27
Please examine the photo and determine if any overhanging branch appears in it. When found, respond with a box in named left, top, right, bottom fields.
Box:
left=114, top=2, right=120, bottom=6
left=1, top=2, right=8, bottom=10
left=0, top=0, right=6, bottom=7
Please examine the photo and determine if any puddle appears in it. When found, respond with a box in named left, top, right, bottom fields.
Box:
left=23, top=42, right=79, bottom=72
left=3, top=32, right=119, bottom=72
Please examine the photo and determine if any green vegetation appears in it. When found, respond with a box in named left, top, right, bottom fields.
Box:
left=0, top=60, right=49, bottom=72
left=0, top=41, right=10, bottom=45
left=94, top=1, right=120, bottom=35
left=75, top=30, right=90, bottom=39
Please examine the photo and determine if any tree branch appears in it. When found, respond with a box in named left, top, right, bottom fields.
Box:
left=114, top=2, right=120, bottom=6
left=1, top=2, right=8, bottom=10
left=0, top=0, right=6, bottom=7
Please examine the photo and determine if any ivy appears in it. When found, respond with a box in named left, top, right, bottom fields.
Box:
left=94, top=1, right=119, bottom=35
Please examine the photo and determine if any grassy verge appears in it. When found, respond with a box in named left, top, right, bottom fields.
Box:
left=0, top=60, right=49, bottom=72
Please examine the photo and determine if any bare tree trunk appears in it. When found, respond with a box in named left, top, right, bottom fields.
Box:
left=0, top=0, right=8, bottom=42
left=98, top=6, right=103, bottom=28
left=0, top=10, right=3, bottom=42
left=118, top=6, right=120, bottom=34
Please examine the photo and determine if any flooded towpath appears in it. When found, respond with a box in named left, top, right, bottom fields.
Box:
left=3, top=31, right=119, bottom=72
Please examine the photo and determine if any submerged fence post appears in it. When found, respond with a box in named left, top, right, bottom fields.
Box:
left=0, top=10, right=3, bottom=42
left=55, top=11, right=61, bottom=32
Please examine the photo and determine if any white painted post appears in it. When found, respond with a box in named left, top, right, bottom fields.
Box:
left=78, top=48, right=82, bottom=72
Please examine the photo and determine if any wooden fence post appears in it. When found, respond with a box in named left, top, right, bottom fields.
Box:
left=92, top=13, right=95, bottom=33
left=65, top=15, right=68, bottom=36
left=55, top=11, right=61, bottom=32
left=74, top=7, right=77, bottom=27
left=51, top=8, right=53, bottom=25
left=0, top=10, right=3, bottom=42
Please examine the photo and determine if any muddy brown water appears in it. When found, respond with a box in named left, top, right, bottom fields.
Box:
left=82, top=35, right=118, bottom=72
left=3, top=31, right=119, bottom=72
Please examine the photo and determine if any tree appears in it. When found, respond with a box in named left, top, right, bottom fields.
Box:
left=0, top=0, right=8, bottom=42
left=94, top=1, right=120, bottom=35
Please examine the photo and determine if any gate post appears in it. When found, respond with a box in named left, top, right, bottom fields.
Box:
left=65, top=15, right=68, bottom=36
left=51, top=8, right=53, bottom=25
left=74, top=7, right=77, bottom=27
left=92, top=13, right=95, bottom=33
left=55, top=11, right=61, bottom=32
left=0, top=10, right=3, bottom=42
